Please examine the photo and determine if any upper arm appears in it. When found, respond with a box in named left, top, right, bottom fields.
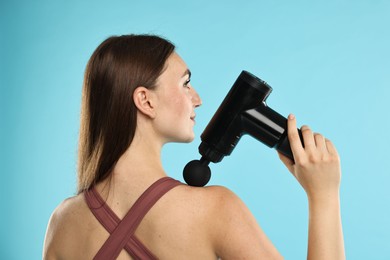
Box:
left=206, top=186, right=283, bottom=259
left=43, top=208, right=60, bottom=260
left=43, top=198, right=76, bottom=260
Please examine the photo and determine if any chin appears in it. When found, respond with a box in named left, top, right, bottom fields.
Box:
left=175, top=133, right=195, bottom=143
left=186, top=135, right=195, bottom=143
left=181, top=135, right=195, bottom=143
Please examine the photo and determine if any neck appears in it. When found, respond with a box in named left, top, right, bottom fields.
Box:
left=95, top=127, right=168, bottom=217
left=112, top=128, right=167, bottom=186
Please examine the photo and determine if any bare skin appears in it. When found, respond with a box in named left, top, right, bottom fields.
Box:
left=43, top=53, right=344, bottom=259
left=279, top=114, right=345, bottom=260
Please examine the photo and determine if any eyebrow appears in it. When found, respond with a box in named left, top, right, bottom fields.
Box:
left=182, top=69, right=191, bottom=78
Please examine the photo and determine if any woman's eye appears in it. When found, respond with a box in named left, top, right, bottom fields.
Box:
left=184, top=78, right=191, bottom=87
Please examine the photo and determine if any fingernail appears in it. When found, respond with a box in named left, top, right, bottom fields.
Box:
left=288, top=114, right=295, bottom=120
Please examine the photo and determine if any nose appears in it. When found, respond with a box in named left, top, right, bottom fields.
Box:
left=190, top=87, right=202, bottom=108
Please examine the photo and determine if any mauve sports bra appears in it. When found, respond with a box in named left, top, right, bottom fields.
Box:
left=84, top=177, right=182, bottom=260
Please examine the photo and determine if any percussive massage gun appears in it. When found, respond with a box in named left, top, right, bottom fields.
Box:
left=183, top=70, right=304, bottom=187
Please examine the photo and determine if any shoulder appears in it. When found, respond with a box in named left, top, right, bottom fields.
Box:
left=173, top=184, right=253, bottom=240
left=180, top=184, right=249, bottom=217
left=183, top=184, right=283, bottom=259
left=43, top=194, right=89, bottom=259
left=193, top=185, right=245, bottom=219
left=197, top=185, right=256, bottom=231
left=46, top=194, right=87, bottom=233
left=170, top=184, right=241, bottom=218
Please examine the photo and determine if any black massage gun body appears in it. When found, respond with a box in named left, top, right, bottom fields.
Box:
left=199, top=70, right=301, bottom=163
left=183, top=71, right=303, bottom=187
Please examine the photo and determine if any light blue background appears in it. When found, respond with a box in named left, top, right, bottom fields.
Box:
left=1, top=0, right=389, bottom=259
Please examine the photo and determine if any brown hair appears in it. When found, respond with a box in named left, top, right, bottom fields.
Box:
left=77, top=34, right=175, bottom=194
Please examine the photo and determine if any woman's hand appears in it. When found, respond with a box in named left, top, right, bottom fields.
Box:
left=278, top=114, right=345, bottom=260
left=278, top=114, right=341, bottom=200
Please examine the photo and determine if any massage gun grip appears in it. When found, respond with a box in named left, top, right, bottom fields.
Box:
left=276, top=128, right=304, bottom=162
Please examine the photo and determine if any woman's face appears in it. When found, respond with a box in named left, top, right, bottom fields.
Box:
left=152, top=52, right=202, bottom=143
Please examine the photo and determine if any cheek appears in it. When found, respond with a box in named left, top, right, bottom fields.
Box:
left=157, top=90, right=192, bottom=122
left=171, top=94, right=191, bottom=113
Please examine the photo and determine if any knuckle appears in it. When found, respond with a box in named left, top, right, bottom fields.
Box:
left=321, top=153, right=329, bottom=161
left=294, top=157, right=308, bottom=167
left=331, top=154, right=341, bottom=163
left=308, top=153, right=318, bottom=163
left=321, top=153, right=340, bottom=164
left=322, top=154, right=334, bottom=164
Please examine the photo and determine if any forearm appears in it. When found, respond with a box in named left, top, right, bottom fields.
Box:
left=307, top=193, right=345, bottom=260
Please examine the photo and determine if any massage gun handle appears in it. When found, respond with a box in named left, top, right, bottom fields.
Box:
left=242, top=105, right=305, bottom=161
left=276, top=128, right=304, bottom=161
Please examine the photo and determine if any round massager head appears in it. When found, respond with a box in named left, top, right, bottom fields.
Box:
left=183, top=159, right=211, bottom=187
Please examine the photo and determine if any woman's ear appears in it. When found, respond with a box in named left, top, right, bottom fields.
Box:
left=133, top=86, right=156, bottom=118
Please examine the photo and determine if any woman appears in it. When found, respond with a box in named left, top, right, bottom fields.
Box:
left=43, top=34, right=345, bottom=259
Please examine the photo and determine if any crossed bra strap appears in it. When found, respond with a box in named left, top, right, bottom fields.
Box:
left=84, top=177, right=182, bottom=260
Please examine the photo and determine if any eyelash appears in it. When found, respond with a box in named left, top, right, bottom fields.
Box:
left=184, top=78, right=191, bottom=87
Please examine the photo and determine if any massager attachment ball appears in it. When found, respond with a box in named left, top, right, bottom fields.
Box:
left=183, top=158, right=211, bottom=187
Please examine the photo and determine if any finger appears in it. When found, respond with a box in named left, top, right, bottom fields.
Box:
left=325, top=138, right=339, bottom=157
left=287, top=114, right=305, bottom=158
left=314, top=133, right=327, bottom=153
left=300, top=125, right=316, bottom=150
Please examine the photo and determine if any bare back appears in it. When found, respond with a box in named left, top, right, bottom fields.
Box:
left=43, top=178, right=282, bottom=259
